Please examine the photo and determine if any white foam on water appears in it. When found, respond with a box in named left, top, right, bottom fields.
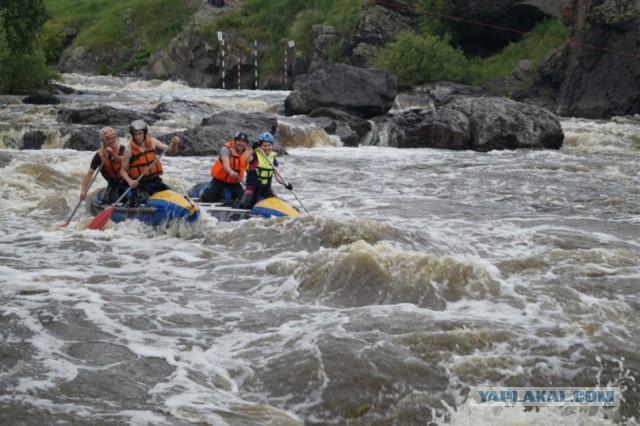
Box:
left=1, top=77, right=639, bottom=424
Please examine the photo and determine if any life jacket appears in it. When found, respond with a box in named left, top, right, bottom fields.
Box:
left=98, top=145, right=125, bottom=182
left=128, top=137, right=163, bottom=181
left=246, top=150, right=277, bottom=187
left=210, top=141, right=247, bottom=184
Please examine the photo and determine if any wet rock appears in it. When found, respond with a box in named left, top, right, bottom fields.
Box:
left=62, top=126, right=102, bottom=151
left=386, top=107, right=472, bottom=150
left=164, top=110, right=278, bottom=156
left=22, top=93, right=61, bottom=105
left=350, top=2, right=420, bottom=68
left=200, top=110, right=278, bottom=140
left=284, top=64, right=397, bottom=119
left=556, top=0, right=640, bottom=118
left=57, top=106, right=160, bottom=126
left=22, top=131, right=48, bottom=150
left=395, top=82, right=483, bottom=109
left=383, top=97, right=563, bottom=151
left=309, top=107, right=372, bottom=139
left=152, top=99, right=205, bottom=115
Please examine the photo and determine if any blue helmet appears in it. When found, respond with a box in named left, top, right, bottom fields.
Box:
left=258, top=132, right=274, bottom=143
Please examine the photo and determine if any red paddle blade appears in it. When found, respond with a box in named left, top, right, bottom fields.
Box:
left=87, top=207, right=113, bottom=230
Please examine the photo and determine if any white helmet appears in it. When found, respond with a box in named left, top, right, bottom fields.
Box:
left=129, top=120, right=148, bottom=138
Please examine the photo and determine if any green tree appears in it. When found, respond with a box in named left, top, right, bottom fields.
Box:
left=0, top=0, right=47, bottom=54
left=415, top=0, right=451, bottom=38
left=376, top=31, right=469, bottom=88
left=0, top=0, right=57, bottom=94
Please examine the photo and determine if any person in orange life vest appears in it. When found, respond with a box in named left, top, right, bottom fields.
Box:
left=239, top=132, right=292, bottom=209
left=119, top=120, right=181, bottom=206
left=80, top=127, right=128, bottom=204
left=200, top=131, right=250, bottom=202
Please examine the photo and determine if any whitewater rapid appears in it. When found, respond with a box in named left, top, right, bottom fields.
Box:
left=0, top=75, right=638, bottom=425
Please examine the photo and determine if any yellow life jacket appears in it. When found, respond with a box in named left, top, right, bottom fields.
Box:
left=247, top=150, right=277, bottom=186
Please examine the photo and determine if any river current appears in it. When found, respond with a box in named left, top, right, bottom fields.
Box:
left=0, top=75, right=639, bottom=425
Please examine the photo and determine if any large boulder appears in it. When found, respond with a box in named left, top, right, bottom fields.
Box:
left=22, top=131, right=48, bottom=150
left=57, top=46, right=132, bottom=74
left=61, top=126, right=103, bottom=151
left=349, top=2, right=420, bottom=68
left=385, top=108, right=472, bottom=150
left=199, top=110, right=278, bottom=143
left=164, top=110, right=278, bottom=156
left=555, top=0, right=640, bottom=118
left=22, top=93, right=61, bottom=105
left=309, top=25, right=339, bottom=72
left=284, top=64, right=397, bottom=119
left=381, top=97, right=564, bottom=151
left=57, top=106, right=160, bottom=126
left=142, top=4, right=247, bottom=89
left=307, top=107, right=372, bottom=146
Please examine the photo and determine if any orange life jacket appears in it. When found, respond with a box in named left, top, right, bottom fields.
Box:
left=128, top=137, right=163, bottom=181
left=98, top=145, right=124, bottom=182
left=210, top=141, right=247, bottom=184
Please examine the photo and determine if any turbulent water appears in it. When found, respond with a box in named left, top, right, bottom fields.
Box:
left=1, top=75, right=639, bottom=425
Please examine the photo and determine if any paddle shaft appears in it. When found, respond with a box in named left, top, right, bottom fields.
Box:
left=61, top=155, right=107, bottom=227
left=256, top=147, right=310, bottom=214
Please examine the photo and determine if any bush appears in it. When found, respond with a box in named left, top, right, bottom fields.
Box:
left=125, top=48, right=151, bottom=71
left=415, top=0, right=451, bottom=38
left=376, top=31, right=469, bottom=88
left=38, top=20, right=66, bottom=65
left=0, top=48, right=59, bottom=94
left=259, top=46, right=284, bottom=77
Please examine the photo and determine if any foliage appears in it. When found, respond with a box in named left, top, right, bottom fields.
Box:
left=0, top=45, right=59, bottom=93
left=96, top=63, right=116, bottom=76
left=415, top=0, right=451, bottom=38
left=42, top=0, right=200, bottom=50
left=38, top=20, right=66, bottom=65
left=124, top=48, right=150, bottom=72
left=0, top=0, right=47, bottom=54
left=327, top=41, right=345, bottom=64
left=203, top=0, right=362, bottom=69
left=25, top=0, right=569, bottom=91
left=466, top=18, right=569, bottom=85
left=0, top=0, right=59, bottom=94
left=376, top=17, right=569, bottom=88
left=259, top=46, right=284, bottom=77
left=376, top=31, right=468, bottom=88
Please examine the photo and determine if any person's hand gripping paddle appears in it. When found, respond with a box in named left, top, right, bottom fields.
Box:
left=256, top=146, right=309, bottom=214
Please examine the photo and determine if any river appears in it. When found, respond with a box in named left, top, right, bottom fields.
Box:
left=1, top=74, right=639, bottom=425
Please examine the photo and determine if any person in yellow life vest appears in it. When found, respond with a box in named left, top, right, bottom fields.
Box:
left=200, top=131, right=250, bottom=202
left=80, top=127, right=128, bottom=204
left=239, top=132, right=292, bottom=209
left=119, top=120, right=181, bottom=206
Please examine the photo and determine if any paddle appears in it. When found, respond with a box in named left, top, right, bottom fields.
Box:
left=256, top=146, right=310, bottom=214
left=60, top=155, right=107, bottom=227
left=87, top=146, right=169, bottom=230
